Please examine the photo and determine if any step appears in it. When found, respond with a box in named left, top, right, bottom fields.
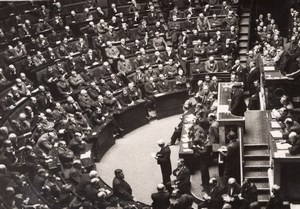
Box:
left=244, top=153, right=270, bottom=161
left=244, top=146, right=269, bottom=155
left=244, top=159, right=270, bottom=167
left=239, top=41, right=248, bottom=48
left=240, top=26, right=249, bottom=34
left=240, top=18, right=250, bottom=26
left=258, top=194, right=270, bottom=202
left=252, top=182, right=270, bottom=189
left=239, top=35, right=248, bottom=41
left=241, top=12, right=250, bottom=18
left=244, top=170, right=268, bottom=177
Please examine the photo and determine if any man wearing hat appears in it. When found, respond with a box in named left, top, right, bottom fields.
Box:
left=151, top=184, right=171, bottom=209
left=155, top=139, right=172, bottom=186
left=198, top=177, right=224, bottom=209
left=112, top=169, right=136, bottom=202
left=230, top=83, right=247, bottom=117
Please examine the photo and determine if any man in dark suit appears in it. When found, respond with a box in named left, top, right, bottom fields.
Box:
left=156, top=139, right=172, bottom=186
left=288, top=132, right=300, bottom=155
left=240, top=178, right=258, bottom=209
left=274, top=47, right=291, bottom=75
left=157, top=74, right=171, bottom=93
left=192, top=134, right=212, bottom=192
left=219, top=131, right=240, bottom=182
left=173, top=159, right=191, bottom=195
left=230, top=83, right=247, bottom=117
left=198, top=177, right=224, bottom=209
left=224, top=178, right=241, bottom=209
left=266, top=185, right=283, bottom=209
left=151, top=184, right=170, bottom=209
left=246, top=61, right=260, bottom=96
left=112, top=169, right=136, bottom=202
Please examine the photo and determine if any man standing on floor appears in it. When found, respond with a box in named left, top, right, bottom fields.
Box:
left=112, top=169, right=136, bottom=203
left=156, top=139, right=172, bottom=188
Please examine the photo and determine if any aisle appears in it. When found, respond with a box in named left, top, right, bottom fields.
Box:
left=96, top=115, right=181, bottom=204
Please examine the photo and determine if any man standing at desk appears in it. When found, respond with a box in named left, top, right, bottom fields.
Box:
left=230, top=83, right=247, bottom=117
left=219, top=131, right=240, bottom=182
left=155, top=139, right=172, bottom=187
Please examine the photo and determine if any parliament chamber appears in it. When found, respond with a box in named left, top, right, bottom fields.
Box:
left=0, top=0, right=300, bottom=208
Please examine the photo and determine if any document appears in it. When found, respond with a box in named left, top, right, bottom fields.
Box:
left=80, top=150, right=91, bottom=159
left=271, top=121, right=281, bottom=129
left=271, top=109, right=280, bottom=119
left=274, top=151, right=288, bottom=158
left=183, top=148, right=193, bottom=153
left=276, top=143, right=291, bottom=150
left=270, top=130, right=282, bottom=139
left=264, top=66, right=275, bottom=71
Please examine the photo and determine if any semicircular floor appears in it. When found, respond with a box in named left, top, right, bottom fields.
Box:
left=96, top=115, right=181, bottom=204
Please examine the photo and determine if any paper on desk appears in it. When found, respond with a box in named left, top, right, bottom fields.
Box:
left=274, top=150, right=289, bottom=158
left=271, top=121, right=281, bottom=129
left=80, top=150, right=91, bottom=159
left=264, top=66, right=275, bottom=71
left=271, top=109, right=280, bottom=119
left=182, top=143, right=189, bottom=148
left=270, top=130, right=282, bottom=139
left=276, top=143, right=291, bottom=150
left=183, top=148, right=193, bottom=152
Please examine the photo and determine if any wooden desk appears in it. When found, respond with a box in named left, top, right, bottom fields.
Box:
left=90, top=119, right=115, bottom=162
left=154, top=89, right=189, bottom=119
left=178, top=111, right=195, bottom=171
left=263, top=61, right=294, bottom=109
left=217, top=82, right=245, bottom=145
left=114, top=100, right=149, bottom=135
left=267, top=111, right=300, bottom=201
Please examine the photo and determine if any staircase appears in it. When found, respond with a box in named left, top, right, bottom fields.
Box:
left=243, top=111, right=271, bottom=208
left=238, top=11, right=250, bottom=65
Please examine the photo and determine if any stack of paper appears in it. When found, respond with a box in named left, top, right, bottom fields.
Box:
left=264, top=66, right=275, bottom=71
left=183, top=148, right=193, bottom=153
left=276, top=143, right=291, bottom=150
left=271, top=121, right=281, bottom=129
left=80, top=150, right=91, bottom=159
left=271, top=109, right=280, bottom=119
left=270, top=130, right=282, bottom=139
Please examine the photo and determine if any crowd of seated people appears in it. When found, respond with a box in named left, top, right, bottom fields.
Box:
left=0, top=0, right=256, bottom=208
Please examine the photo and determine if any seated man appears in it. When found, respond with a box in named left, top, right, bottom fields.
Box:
left=127, top=82, right=142, bottom=101
left=107, top=74, right=124, bottom=92
left=77, top=89, right=96, bottom=116
left=219, top=55, right=233, bottom=72
left=56, top=76, right=73, bottom=98
left=144, top=77, right=159, bottom=101
left=103, top=90, right=122, bottom=113
left=118, top=89, right=134, bottom=107
left=164, top=59, right=178, bottom=78
left=190, top=57, right=205, bottom=74
left=117, top=54, right=133, bottom=75
left=57, top=140, right=74, bottom=166
left=175, top=68, right=187, bottom=90
left=205, top=56, right=219, bottom=73
left=157, top=74, right=171, bottom=93
left=282, top=118, right=300, bottom=140
left=68, top=70, right=85, bottom=90
left=206, top=39, right=219, bottom=57
left=288, top=132, right=300, bottom=155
